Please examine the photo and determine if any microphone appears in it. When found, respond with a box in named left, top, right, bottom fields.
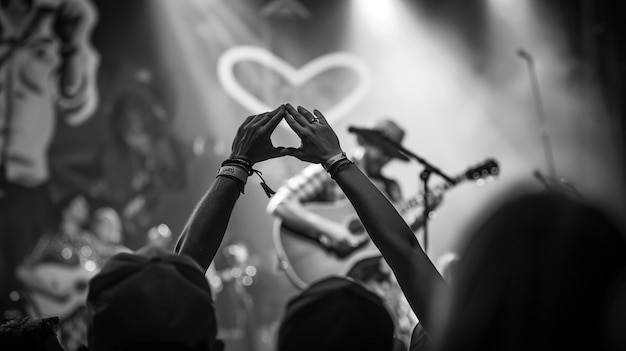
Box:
left=348, top=126, right=386, bottom=140
left=348, top=126, right=409, bottom=161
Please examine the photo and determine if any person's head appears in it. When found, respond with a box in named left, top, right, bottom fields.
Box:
left=277, top=276, right=395, bottom=351
left=90, top=207, right=123, bottom=244
left=0, top=316, right=64, bottom=351
left=433, top=188, right=626, bottom=351
left=110, top=92, right=165, bottom=155
left=346, top=255, right=393, bottom=297
left=355, top=119, right=406, bottom=175
left=56, top=194, right=90, bottom=235
left=63, top=195, right=90, bottom=224
left=86, top=247, right=223, bottom=351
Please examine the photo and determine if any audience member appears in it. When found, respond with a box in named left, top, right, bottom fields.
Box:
left=274, top=104, right=446, bottom=349
left=0, top=316, right=64, bottom=351
left=432, top=188, right=626, bottom=351
left=86, top=246, right=221, bottom=351
left=85, top=105, right=287, bottom=350
left=267, top=110, right=441, bottom=346
left=277, top=276, right=395, bottom=351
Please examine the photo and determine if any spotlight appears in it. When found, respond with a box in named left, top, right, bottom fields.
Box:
left=261, top=0, right=311, bottom=20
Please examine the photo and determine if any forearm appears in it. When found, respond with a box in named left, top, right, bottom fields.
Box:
left=409, top=214, right=427, bottom=232
left=175, top=104, right=286, bottom=271
left=333, top=163, right=446, bottom=329
left=272, top=200, right=344, bottom=241
left=175, top=176, right=241, bottom=272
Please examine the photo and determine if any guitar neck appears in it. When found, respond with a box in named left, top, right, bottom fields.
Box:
left=394, top=182, right=453, bottom=216
left=394, top=159, right=500, bottom=215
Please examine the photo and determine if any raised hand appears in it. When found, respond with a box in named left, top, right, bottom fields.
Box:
left=230, top=105, right=286, bottom=165
left=281, top=104, right=343, bottom=164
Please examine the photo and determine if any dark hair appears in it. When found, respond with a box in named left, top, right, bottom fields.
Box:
left=87, top=248, right=219, bottom=351
left=121, top=339, right=224, bottom=351
left=278, top=277, right=395, bottom=351
left=0, top=316, right=61, bottom=350
left=435, top=190, right=626, bottom=351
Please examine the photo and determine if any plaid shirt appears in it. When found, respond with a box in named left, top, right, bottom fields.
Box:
left=272, top=156, right=401, bottom=206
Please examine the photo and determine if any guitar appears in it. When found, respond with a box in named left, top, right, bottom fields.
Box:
left=24, top=263, right=100, bottom=319
left=273, top=159, right=499, bottom=290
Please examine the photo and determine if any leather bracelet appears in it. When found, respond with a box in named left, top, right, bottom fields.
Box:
left=329, top=158, right=353, bottom=179
left=222, top=158, right=253, bottom=175
left=323, top=152, right=347, bottom=171
left=217, top=164, right=249, bottom=193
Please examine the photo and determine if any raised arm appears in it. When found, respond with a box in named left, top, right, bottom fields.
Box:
left=175, top=106, right=286, bottom=272
left=280, top=104, right=446, bottom=330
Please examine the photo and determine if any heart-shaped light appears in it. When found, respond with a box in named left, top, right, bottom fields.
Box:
left=217, top=46, right=372, bottom=128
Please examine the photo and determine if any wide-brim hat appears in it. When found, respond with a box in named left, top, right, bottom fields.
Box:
left=356, top=119, right=409, bottom=161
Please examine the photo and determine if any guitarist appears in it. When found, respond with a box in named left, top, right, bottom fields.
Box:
left=15, top=194, right=104, bottom=351
left=267, top=118, right=439, bottom=254
left=267, top=115, right=441, bottom=347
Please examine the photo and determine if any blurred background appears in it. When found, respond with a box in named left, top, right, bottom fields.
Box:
left=2, top=0, right=624, bottom=350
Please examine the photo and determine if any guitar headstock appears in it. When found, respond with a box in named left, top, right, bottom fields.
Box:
left=463, top=158, right=500, bottom=186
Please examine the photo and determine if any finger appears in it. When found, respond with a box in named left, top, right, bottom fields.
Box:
left=251, top=107, right=277, bottom=128
left=263, top=105, right=285, bottom=131
left=313, top=109, right=329, bottom=126
left=283, top=108, right=307, bottom=136
left=285, top=104, right=308, bottom=127
left=235, top=115, right=257, bottom=136
left=261, top=105, right=282, bottom=123
left=241, top=114, right=256, bottom=127
left=297, top=106, right=316, bottom=123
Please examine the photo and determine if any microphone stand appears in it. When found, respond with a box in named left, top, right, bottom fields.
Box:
left=378, top=135, right=457, bottom=253
left=518, top=49, right=582, bottom=198
left=518, top=49, right=558, bottom=181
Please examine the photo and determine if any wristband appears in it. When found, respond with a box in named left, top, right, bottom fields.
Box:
left=329, top=158, right=353, bottom=179
left=222, top=158, right=253, bottom=175
left=217, top=164, right=249, bottom=193
left=323, top=152, right=347, bottom=171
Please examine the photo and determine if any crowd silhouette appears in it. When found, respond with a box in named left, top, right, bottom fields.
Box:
left=1, top=104, right=625, bottom=351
